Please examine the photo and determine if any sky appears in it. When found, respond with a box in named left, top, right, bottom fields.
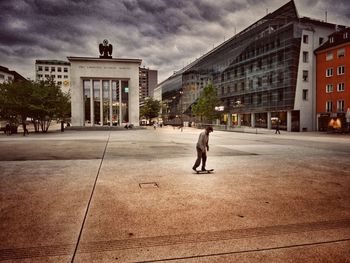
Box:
left=1, top=0, right=349, bottom=83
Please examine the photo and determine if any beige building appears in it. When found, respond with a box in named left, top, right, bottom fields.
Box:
left=35, top=60, right=71, bottom=93
left=68, top=57, right=141, bottom=127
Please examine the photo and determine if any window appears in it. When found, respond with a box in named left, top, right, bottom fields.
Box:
left=303, top=51, right=309, bottom=63
left=326, top=101, right=333, bottom=112
left=344, top=32, right=348, bottom=39
left=257, top=94, right=262, bottom=104
left=240, top=81, right=245, bottom=91
left=276, top=38, right=280, bottom=47
left=57, top=75, right=62, bottom=79
left=45, top=66, right=49, bottom=71
left=57, top=81, right=62, bottom=85
left=278, top=90, right=283, bottom=101
left=329, top=36, right=334, bottom=43
left=302, top=70, right=308, bottom=81
left=326, top=84, right=333, bottom=93
left=278, top=72, right=284, bottom=83
left=337, top=48, right=345, bottom=58
left=302, top=89, right=308, bottom=100
left=337, top=100, right=345, bottom=112
left=337, top=83, right=345, bottom=92
left=258, top=77, right=262, bottom=87
left=64, top=75, right=68, bottom=79
left=57, top=67, right=62, bottom=72
left=268, top=74, right=273, bottom=84
left=326, top=68, right=333, bottom=77
left=45, top=74, right=49, bottom=78
left=278, top=52, right=284, bottom=62
left=38, top=66, right=43, bottom=71
left=51, top=75, right=55, bottom=78
left=319, top=37, right=324, bottom=45
left=303, top=35, right=309, bottom=44
left=7, top=76, right=13, bottom=81
left=326, top=51, right=333, bottom=61
left=64, top=68, right=68, bottom=72
left=51, top=67, right=55, bottom=72
left=37, top=74, right=43, bottom=78
left=337, top=65, right=345, bottom=75
left=0, top=74, right=4, bottom=79
left=249, top=79, right=253, bottom=89
left=257, top=59, right=262, bottom=69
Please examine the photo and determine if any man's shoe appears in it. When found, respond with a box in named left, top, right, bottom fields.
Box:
left=201, top=168, right=206, bottom=171
left=192, top=167, right=197, bottom=172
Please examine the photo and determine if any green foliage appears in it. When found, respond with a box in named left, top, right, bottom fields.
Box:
left=192, top=83, right=221, bottom=122
left=0, top=79, right=71, bottom=133
left=140, top=97, right=161, bottom=120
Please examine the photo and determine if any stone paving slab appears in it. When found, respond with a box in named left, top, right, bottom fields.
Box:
left=0, top=128, right=349, bottom=262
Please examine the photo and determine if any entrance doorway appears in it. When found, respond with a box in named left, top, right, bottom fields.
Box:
left=83, top=79, right=129, bottom=126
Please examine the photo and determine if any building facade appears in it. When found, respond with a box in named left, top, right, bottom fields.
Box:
left=160, top=0, right=344, bottom=131
left=35, top=60, right=71, bottom=93
left=0, top=65, right=26, bottom=83
left=68, top=57, right=141, bottom=127
left=139, top=67, right=158, bottom=106
left=315, top=27, right=350, bottom=131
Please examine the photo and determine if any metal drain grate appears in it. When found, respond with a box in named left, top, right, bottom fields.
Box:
left=139, top=182, right=159, bottom=189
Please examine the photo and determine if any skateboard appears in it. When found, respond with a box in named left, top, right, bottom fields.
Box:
left=196, top=169, right=214, bottom=174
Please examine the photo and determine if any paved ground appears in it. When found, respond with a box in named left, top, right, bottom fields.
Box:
left=0, top=127, right=349, bottom=262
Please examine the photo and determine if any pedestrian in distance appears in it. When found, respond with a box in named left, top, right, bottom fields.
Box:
left=275, top=120, right=280, bottom=134
left=192, top=126, right=213, bottom=172
left=5, top=123, right=11, bottom=136
left=23, top=122, right=29, bottom=136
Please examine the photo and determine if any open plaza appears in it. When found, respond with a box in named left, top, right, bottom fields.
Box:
left=0, top=127, right=349, bottom=262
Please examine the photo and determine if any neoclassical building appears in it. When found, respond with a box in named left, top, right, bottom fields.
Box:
left=68, top=40, right=141, bottom=127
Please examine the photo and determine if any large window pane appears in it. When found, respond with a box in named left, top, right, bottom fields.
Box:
left=83, top=80, right=91, bottom=125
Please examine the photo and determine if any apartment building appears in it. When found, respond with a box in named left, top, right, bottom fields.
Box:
left=315, top=27, right=350, bottom=131
left=35, top=60, right=71, bottom=93
left=139, top=67, right=158, bottom=107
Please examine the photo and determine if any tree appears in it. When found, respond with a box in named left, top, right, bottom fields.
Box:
left=192, top=83, right=221, bottom=123
left=140, top=98, right=161, bottom=122
left=0, top=80, right=33, bottom=133
left=0, top=79, right=71, bottom=133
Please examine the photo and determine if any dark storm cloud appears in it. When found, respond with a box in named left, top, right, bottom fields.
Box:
left=0, top=0, right=349, bottom=81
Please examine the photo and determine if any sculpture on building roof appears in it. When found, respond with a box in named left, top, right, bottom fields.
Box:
left=99, top=39, right=113, bottom=59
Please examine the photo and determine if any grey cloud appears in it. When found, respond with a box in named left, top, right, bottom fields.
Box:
left=0, top=0, right=349, bottom=82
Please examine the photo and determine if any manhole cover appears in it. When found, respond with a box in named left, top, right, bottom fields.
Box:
left=139, top=182, right=159, bottom=189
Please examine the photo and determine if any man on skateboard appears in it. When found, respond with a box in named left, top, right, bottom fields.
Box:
left=192, top=126, right=213, bottom=172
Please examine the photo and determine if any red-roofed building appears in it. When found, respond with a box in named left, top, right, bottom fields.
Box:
left=315, top=27, right=350, bottom=132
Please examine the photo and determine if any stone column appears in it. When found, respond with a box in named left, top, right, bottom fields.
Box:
left=90, top=79, right=94, bottom=126
left=287, top=110, right=292, bottom=132
left=227, top=113, right=231, bottom=128
left=237, top=114, right=241, bottom=126
left=251, top=113, right=255, bottom=128
left=119, top=79, right=122, bottom=126
left=109, top=80, right=112, bottom=127
left=128, top=77, right=140, bottom=126
left=100, top=79, right=103, bottom=126
left=267, top=112, right=272, bottom=130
